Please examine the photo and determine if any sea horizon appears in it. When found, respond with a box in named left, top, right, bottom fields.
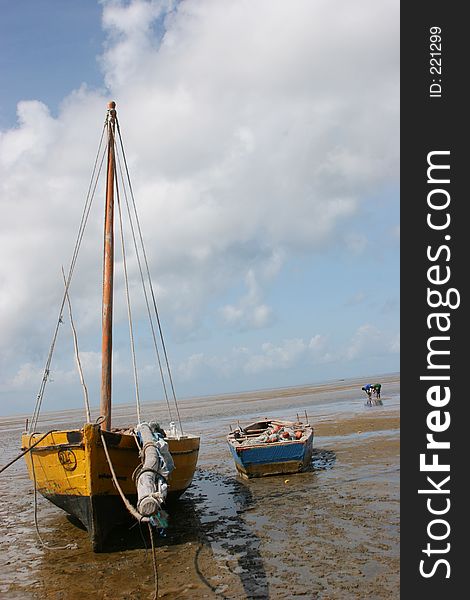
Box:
left=1, top=370, right=399, bottom=419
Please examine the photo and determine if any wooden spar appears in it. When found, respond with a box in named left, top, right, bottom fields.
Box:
left=100, top=101, right=116, bottom=431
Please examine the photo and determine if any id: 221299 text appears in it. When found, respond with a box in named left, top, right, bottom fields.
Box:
left=429, top=26, right=442, bottom=98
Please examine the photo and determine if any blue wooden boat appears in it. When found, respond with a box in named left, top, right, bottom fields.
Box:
left=227, top=418, right=314, bottom=478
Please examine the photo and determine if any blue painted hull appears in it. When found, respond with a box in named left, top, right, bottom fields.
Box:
left=227, top=428, right=314, bottom=478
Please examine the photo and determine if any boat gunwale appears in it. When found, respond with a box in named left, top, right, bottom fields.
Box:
left=228, top=437, right=312, bottom=449
left=227, top=424, right=314, bottom=450
left=21, top=425, right=201, bottom=457
left=22, top=442, right=84, bottom=452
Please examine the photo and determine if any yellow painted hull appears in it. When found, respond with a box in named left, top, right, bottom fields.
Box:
left=21, top=424, right=200, bottom=550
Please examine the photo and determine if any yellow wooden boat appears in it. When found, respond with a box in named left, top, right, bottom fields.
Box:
left=21, top=426, right=199, bottom=550
left=22, top=102, right=200, bottom=551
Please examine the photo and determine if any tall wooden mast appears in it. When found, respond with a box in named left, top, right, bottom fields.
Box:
left=100, top=101, right=116, bottom=431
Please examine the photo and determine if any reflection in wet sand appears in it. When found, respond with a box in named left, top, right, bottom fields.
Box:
left=188, top=471, right=269, bottom=599
left=0, top=374, right=399, bottom=598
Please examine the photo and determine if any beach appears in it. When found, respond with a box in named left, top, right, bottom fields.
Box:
left=0, top=374, right=399, bottom=599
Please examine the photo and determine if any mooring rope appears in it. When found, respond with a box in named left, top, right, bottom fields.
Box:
left=100, top=428, right=159, bottom=599
left=30, top=444, right=77, bottom=551
left=1, top=431, right=77, bottom=549
left=148, top=521, right=159, bottom=600
left=99, top=429, right=149, bottom=523
left=0, top=430, right=54, bottom=474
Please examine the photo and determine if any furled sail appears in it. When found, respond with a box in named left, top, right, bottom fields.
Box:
left=135, top=422, right=175, bottom=523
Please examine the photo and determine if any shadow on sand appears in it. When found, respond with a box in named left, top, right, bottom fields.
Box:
left=63, top=467, right=270, bottom=598
left=186, top=468, right=270, bottom=599
left=58, top=453, right=336, bottom=597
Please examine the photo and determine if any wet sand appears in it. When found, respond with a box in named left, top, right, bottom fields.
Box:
left=0, top=374, right=399, bottom=599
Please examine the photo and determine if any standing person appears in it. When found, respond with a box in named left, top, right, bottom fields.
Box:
left=362, top=384, right=373, bottom=405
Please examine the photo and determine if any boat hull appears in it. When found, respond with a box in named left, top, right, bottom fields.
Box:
left=228, top=428, right=314, bottom=479
left=21, top=423, right=200, bottom=550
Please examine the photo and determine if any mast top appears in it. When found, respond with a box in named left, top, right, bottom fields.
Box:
left=107, top=101, right=116, bottom=126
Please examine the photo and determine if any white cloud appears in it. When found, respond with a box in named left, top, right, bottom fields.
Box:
left=177, top=325, right=398, bottom=383
left=177, top=337, right=314, bottom=381
left=7, top=362, right=45, bottom=391
left=343, top=324, right=383, bottom=361
left=220, top=266, right=277, bottom=330
left=307, top=334, right=337, bottom=366
left=177, top=350, right=234, bottom=380
left=1, top=350, right=127, bottom=396
left=244, top=338, right=307, bottom=374
left=0, top=0, right=398, bottom=409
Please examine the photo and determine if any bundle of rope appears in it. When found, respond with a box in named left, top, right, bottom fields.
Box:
left=99, top=421, right=174, bottom=528
left=135, top=422, right=174, bottom=525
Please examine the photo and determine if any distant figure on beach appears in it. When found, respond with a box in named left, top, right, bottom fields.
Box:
left=372, top=383, right=383, bottom=405
left=362, top=384, right=373, bottom=405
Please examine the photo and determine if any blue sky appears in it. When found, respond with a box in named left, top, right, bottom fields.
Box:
left=0, top=1, right=103, bottom=128
left=0, top=0, right=399, bottom=417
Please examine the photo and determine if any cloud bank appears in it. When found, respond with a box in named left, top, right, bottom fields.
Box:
left=0, top=0, right=399, bottom=411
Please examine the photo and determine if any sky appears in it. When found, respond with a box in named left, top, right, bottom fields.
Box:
left=0, top=0, right=399, bottom=418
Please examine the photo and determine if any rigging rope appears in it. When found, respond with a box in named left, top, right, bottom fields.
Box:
left=30, top=125, right=108, bottom=432
left=114, top=157, right=142, bottom=424
left=116, top=119, right=184, bottom=435
left=62, top=267, right=91, bottom=423
left=29, top=111, right=186, bottom=437
left=115, top=148, right=173, bottom=424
